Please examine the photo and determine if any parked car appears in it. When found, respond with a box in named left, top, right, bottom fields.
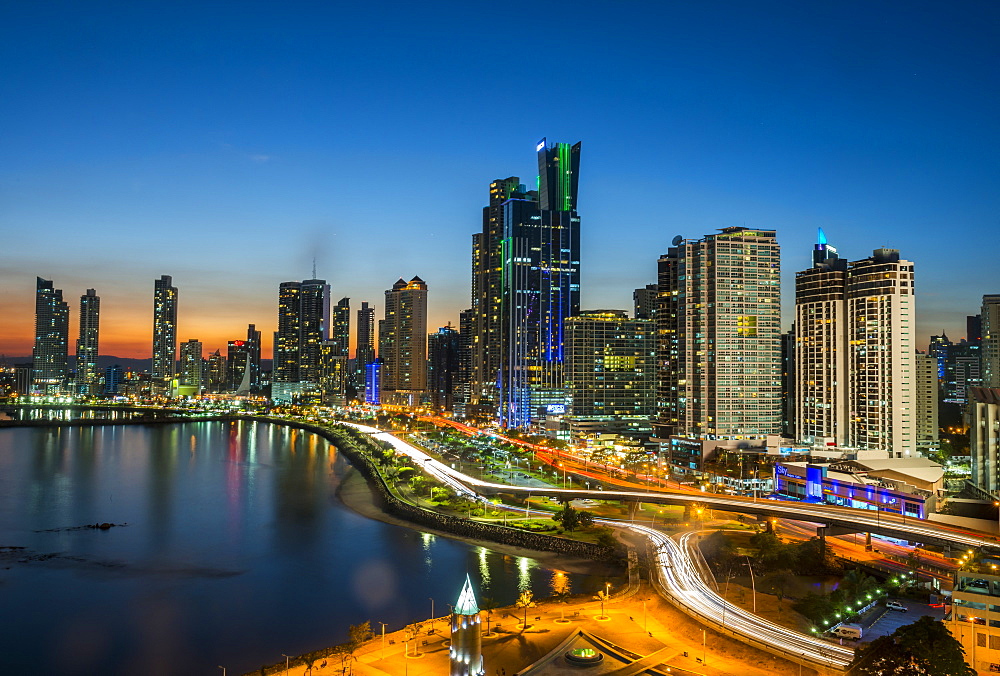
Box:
left=886, top=600, right=907, bottom=612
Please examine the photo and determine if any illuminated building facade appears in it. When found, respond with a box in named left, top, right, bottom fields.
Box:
left=498, top=139, right=582, bottom=428
left=970, top=387, right=1000, bottom=494
left=456, top=308, right=474, bottom=415
left=428, top=324, right=460, bottom=411
left=273, top=279, right=330, bottom=387
left=655, top=227, right=782, bottom=443
left=449, top=575, right=484, bottom=676
left=75, top=288, right=100, bottom=395
left=365, top=360, right=381, bottom=405
left=319, top=341, right=349, bottom=405
left=32, top=277, right=69, bottom=394
left=227, top=325, right=261, bottom=395
left=205, top=349, right=226, bottom=394
left=795, top=229, right=849, bottom=447
left=151, top=275, right=178, bottom=382
left=948, top=568, right=1000, bottom=674
left=794, top=237, right=917, bottom=457
left=355, top=301, right=376, bottom=387
left=983, top=296, right=1000, bottom=387
left=633, top=284, right=657, bottom=320
left=331, top=297, right=350, bottom=358
left=915, top=352, right=940, bottom=454
left=379, top=276, right=428, bottom=406
left=179, top=339, right=203, bottom=393
left=565, top=310, right=654, bottom=440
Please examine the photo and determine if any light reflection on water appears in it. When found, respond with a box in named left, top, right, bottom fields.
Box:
left=0, top=419, right=616, bottom=676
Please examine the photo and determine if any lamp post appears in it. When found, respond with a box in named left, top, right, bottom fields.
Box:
left=429, top=597, right=435, bottom=633
left=218, top=667, right=226, bottom=676
left=379, top=621, right=387, bottom=660
left=282, top=654, right=290, bottom=676
left=745, top=557, right=757, bottom=614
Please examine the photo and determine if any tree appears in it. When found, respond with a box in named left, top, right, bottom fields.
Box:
left=346, top=621, right=375, bottom=667
left=515, top=590, right=536, bottom=629
left=595, top=527, right=618, bottom=550
left=480, top=596, right=499, bottom=636
left=577, top=510, right=595, bottom=528
left=593, top=589, right=611, bottom=619
left=849, top=616, right=974, bottom=676
left=553, top=505, right=581, bottom=532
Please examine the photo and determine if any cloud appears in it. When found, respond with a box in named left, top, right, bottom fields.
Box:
left=248, top=154, right=272, bottom=163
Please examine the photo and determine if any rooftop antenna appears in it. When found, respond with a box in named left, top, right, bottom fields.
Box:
left=312, top=257, right=317, bottom=280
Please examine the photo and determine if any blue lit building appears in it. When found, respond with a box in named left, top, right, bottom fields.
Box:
left=365, top=360, right=381, bottom=405
left=498, top=139, right=581, bottom=429
left=773, top=458, right=944, bottom=518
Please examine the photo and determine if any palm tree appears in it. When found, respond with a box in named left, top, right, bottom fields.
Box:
left=515, top=590, right=536, bottom=629
left=593, top=590, right=611, bottom=620
left=481, top=596, right=499, bottom=636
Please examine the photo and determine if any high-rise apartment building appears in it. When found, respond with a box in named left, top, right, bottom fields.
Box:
left=428, top=325, right=460, bottom=411
left=633, top=284, right=658, bottom=320
left=970, top=387, right=1000, bottom=494
left=179, top=339, right=203, bottom=393
left=227, top=325, right=261, bottom=394
left=319, top=341, right=349, bottom=405
left=456, top=309, right=474, bottom=415
left=795, top=231, right=849, bottom=447
left=32, top=277, right=69, bottom=394
left=655, top=227, right=782, bottom=441
left=151, top=275, right=178, bottom=382
left=982, top=295, right=1000, bottom=387
left=929, top=333, right=951, bottom=381
left=355, top=301, right=376, bottom=387
left=379, top=276, right=428, bottom=406
left=76, top=289, right=100, bottom=395
left=332, top=297, right=350, bottom=358
left=564, top=310, right=654, bottom=440
left=914, top=352, right=940, bottom=454
left=945, top=341, right=982, bottom=404
left=205, top=349, right=226, bottom=394
left=273, top=279, right=330, bottom=386
left=794, top=235, right=917, bottom=457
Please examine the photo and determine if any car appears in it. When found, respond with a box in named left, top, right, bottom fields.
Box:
left=886, top=600, right=907, bottom=612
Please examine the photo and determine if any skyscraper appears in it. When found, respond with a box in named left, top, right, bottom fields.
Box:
left=633, top=284, right=658, bottom=320
left=355, top=301, right=376, bottom=387
left=332, top=297, right=350, bottom=358
left=179, top=339, right=203, bottom=393
left=793, top=234, right=917, bottom=456
left=982, top=295, right=1000, bottom=387
left=456, top=308, right=474, bottom=415
left=32, top=277, right=69, bottom=394
left=427, top=324, right=460, bottom=411
left=564, top=310, right=654, bottom=440
left=273, top=279, right=330, bottom=389
left=655, top=228, right=782, bottom=442
left=151, top=275, right=178, bottom=382
left=914, top=352, right=940, bottom=454
left=498, top=139, right=582, bottom=428
left=76, top=288, right=100, bottom=395
left=379, top=276, right=428, bottom=406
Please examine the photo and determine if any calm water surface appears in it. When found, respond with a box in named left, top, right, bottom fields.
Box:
left=0, top=421, right=608, bottom=675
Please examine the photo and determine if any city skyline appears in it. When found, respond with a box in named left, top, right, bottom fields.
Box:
left=3, top=2, right=999, bottom=358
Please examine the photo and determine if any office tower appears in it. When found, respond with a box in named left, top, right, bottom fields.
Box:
left=794, top=230, right=849, bottom=447
left=151, top=275, right=178, bottom=382
left=205, top=349, right=226, bottom=394
left=633, top=284, right=658, bottom=320
left=245, top=324, right=261, bottom=392
left=781, top=327, right=796, bottom=439
left=319, top=341, right=349, bottom=404
left=355, top=301, right=376, bottom=386
left=75, top=289, right=100, bottom=395
left=179, top=339, right=203, bottom=393
left=274, top=282, right=302, bottom=383
left=944, top=341, right=982, bottom=403
left=104, top=364, right=125, bottom=395
left=379, top=277, right=428, bottom=406
left=427, top=324, right=460, bottom=411
left=332, top=297, right=350, bottom=357
left=471, top=176, right=524, bottom=418
left=455, top=309, right=474, bottom=415
left=914, top=353, right=940, bottom=454
left=793, top=234, right=917, bottom=456
left=969, top=315, right=983, bottom=345
left=928, top=333, right=951, bottom=381
left=226, top=340, right=253, bottom=394
left=655, top=228, right=782, bottom=441
left=564, top=310, right=654, bottom=440
left=365, top=360, right=382, bottom=405
left=32, top=277, right=70, bottom=394
left=982, top=296, right=1000, bottom=387
left=273, top=279, right=330, bottom=387
left=499, top=139, right=582, bottom=428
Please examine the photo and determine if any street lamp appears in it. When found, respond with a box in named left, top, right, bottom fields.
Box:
left=429, top=597, right=435, bottom=633
left=218, top=667, right=226, bottom=676
left=379, top=621, right=387, bottom=660
left=282, top=654, right=290, bottom=676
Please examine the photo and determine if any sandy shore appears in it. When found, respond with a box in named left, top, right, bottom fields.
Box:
left=335, top=467, right=623, bottom=578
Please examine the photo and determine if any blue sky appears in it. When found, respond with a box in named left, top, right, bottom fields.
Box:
left=2, top=1, right=998, bottom=356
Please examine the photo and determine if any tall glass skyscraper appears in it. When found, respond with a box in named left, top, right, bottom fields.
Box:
left=355, top=301, right=376, bottom=386
left=32, top=277, right=69, bottom=394
left=470, top=139, right=581, bottom=428
left=151, top=275, right=178, bottom=382
left=273, top=279, right=330, bottom=386
left=76, top=288, right=100, bottom=395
